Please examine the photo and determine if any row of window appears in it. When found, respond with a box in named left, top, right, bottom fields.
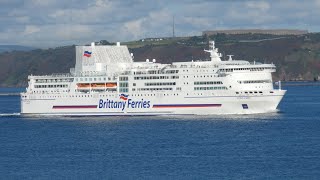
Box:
left=119, top=77, right=128, bottom=81
left=145, top=82, right=176, bottom=86
left=134, top=76, right=179, bottom=80
left=30, top=90, right=70, bottom=94
left=165, top=70, right=179, bottom=74
left=26, top=91, right=258, bottom=99
left=119, top=82, right=128, bottom=87
left=35, top=78, right=73, bottom=83
left=134, top=69, right=179, bottom=75
left=236, top=91, right=263, bottom=94
left=25, top=92, right=202, bottom=98
left=238, top=80, right=271, bottom=84
left=195, top=69, right=214, bottom=72
left=119, top=88, right=129, bottom=93
left=219, top=67, right=275, bottom=73
left=136, top=87, right=173, bottom=91
left=235, top=91, right=274, bottom=94
left=193, top=75, right=226, bottom=78
left=35, top=84, right=68, bottom=88
left=194, top=86, right=228, bottom=91
left=76, top=77, right=112, bottom=82
left=194, top=81, right=223, bottom=85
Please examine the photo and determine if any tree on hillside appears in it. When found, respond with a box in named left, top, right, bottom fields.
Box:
left=99, top=40, right=113, bottom=45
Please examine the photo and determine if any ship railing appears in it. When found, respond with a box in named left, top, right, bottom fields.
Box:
left=131, top=66, right=162, bottom=70
left=51, top=73, right=73, bottom=77
left=75, top=71, right=108, bottom=77
left=29, top=73, right=73, bottom=78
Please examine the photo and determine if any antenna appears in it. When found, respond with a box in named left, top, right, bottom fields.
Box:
left=172, top=15, right=175, bottom=38
left=223, top=51, right=226, bottom=61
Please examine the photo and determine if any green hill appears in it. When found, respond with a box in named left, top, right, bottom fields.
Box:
left=1, top=33, right=320, bottom=87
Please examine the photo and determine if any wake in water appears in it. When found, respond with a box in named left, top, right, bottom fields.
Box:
left=0, top=113, right=21, bottom=117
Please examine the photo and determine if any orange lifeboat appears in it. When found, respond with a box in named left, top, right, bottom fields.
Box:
left=106, top=83, right=117, bottom=87
left=77, top=83, right=90, bottom=88
left=91, top=83, right=106, bottom=88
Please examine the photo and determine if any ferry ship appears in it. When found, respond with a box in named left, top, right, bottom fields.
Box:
left=20, top=41, right=286, bottom=116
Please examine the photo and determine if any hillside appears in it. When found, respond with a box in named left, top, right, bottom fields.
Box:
left=1, top=33, right=320, bottom=87
left=0, top=46, right=75, bottom=87
left=0, top=45, right=36, bottom=53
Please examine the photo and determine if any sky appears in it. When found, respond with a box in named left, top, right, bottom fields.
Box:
left=0, top=0, right=319, bottom=48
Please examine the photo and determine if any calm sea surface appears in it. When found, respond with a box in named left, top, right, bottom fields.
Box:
left=0, top=85, right=319, bottom=179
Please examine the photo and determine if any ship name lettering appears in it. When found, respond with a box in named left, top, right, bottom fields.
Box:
left=127, top=99, right=150, bottom=108
left=98, top=99, right=151, bottom=111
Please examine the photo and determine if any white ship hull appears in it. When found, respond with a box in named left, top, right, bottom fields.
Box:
left=21, top=90, right=286, bottom=116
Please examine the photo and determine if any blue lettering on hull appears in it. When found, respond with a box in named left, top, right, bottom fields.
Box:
left=98, top=95, right=150, bottom=111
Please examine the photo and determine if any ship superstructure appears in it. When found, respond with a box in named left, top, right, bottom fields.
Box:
left=21, top=41, right=286, bottom=115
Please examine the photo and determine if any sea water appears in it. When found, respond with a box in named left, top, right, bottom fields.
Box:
left=0, top=85, right=319, bottom=179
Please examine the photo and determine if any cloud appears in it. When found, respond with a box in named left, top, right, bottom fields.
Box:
left=314, top=0, right=320, bottom=6
left=0, top=0, right=318, bottom=47
left=123, top=18, right=146, bottom=39
left=31, top=0, right=57, bottom=7
left=16, top=16, right=30, bottom=23
left=245, top=1, right=270, bottom=12
left=23, top=25, right=40, bottom=35
left=55, top=25, right=92, bottom=39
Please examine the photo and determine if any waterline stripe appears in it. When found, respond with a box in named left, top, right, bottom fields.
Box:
left=153, top=104, right=221, bottom=108
left=53, top=105, right=97, bottom=109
